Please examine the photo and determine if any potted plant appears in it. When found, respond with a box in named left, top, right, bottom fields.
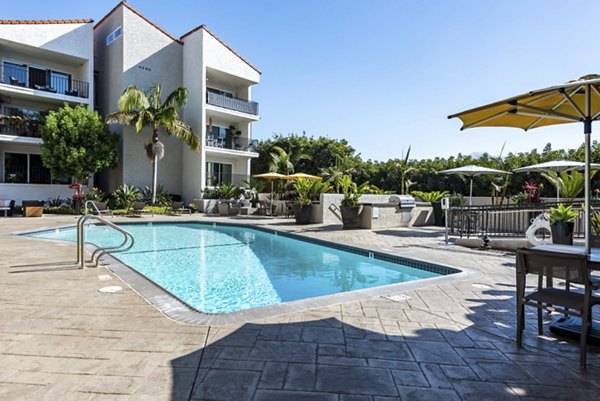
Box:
left=292, top=178, right=313, bottom=224
left=547, top=203, right=578, bottom=245
left=339, top=175, right=370, bottom=229
left=412, top=190, right=449, bottom=226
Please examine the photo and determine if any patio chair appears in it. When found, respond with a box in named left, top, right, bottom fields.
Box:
left=169, top=201, right=192, bottom=215
left=516, top=248, right=600, bottom=367
left=131, top=201, right=153, bottom=217
left=93, top=201, right=113, bottom=217
left=257, top=200, right=274, bottom=216
left=0, top=200, right=14, bottom=217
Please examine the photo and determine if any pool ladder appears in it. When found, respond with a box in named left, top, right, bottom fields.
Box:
left=76, top=214, right=135, bottom=268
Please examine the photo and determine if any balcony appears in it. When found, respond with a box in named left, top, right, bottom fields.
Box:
left=205, top=135, right=257, bottom=153
left=0, top=118, right=42, bottom=139
left=2, top=63, right=89, bottom=99
left=206, top=91, right=259, bottom=116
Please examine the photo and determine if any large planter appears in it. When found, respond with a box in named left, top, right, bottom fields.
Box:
left=293, top=204, right=312, bottom=225
left=550, top=221, right=574, bottom=245
left=217, top=200, right=241, bottom=216
left=431, top=201, right=444, bottom=226
left=341, top=205, right=363, bottom=229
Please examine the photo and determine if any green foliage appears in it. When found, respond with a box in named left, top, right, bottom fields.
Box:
left=268, top=145, right=311, bottom=174
left=340, top=175, right=371, bottom=207
left=141, top=185, right=172, bottom=206
left=591, top=208, right=600, bottom=235
left=411, top=190, right=449, bottom=202
left=511, top=191, right=529, bottom=205
left=111, top=184, right=140, bottom=211
left=541, top=170, right=597, bottom=200
left=81, top=187, right=106, bottom=202
left=293, top=178, right=314, bottom=207
left=41, top=104, right=118, bottom=181
left=46, top=196, right=66, bottom=208
left=449, top=192, right=466, bottom=207
left=202, top=183, right=245, bottom=200
left=547, top=203, right=578, bottom=224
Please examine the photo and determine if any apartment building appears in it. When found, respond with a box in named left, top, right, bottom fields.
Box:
left=0, top=19, right=94, bottom=203
left=0, top=1, right=260, bottom=204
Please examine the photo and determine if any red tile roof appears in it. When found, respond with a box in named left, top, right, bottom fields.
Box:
left=0, top=19, right=92, bottom=24
left=96, top=2, right=260, bottom=74
left=180, top=25, right=261, bottom=74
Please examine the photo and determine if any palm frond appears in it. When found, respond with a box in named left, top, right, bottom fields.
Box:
left=147, top=83, right=162, bottom=109
left=105, top=111, right=136, bottom=126
left=166, top=120, right=200, bottom=152
left=164, top=87, right=189, bottom=109
left=118, top=85, right=149, bottom=112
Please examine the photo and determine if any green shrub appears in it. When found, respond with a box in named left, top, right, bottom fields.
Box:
left=141, top=185, right=172, bottom=206
left=111, top=184, right=140, bottom=211
left=547, top=203, right=578, bottom=224
left=411, top=190, right=449, bottom=202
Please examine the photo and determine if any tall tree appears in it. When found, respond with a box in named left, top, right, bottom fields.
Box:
left=268, top=145, right=311, bottom=174
left=106, top=83, right=199, bottom=203
left=41, top=104, right=118, bottom=182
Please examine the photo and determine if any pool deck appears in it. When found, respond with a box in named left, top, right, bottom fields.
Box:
left=1, top=214, right=599, bottom=400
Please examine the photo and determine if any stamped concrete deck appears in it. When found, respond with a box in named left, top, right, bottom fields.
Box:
left=1, top=214, right=599, bottom=401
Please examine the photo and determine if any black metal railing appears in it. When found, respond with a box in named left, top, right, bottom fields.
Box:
left=447, top=200, right=600, bottom=238
left=0, top=119, right=42, bottom=138
left=3, top=165, right=51, bottom=184
left=2, top=63, right=89, bottom=99
left=206, top=91, right=259, bottom=115
left=205, top=135, right=257, bottom=152
left=205, top=173, right=250, bottom=188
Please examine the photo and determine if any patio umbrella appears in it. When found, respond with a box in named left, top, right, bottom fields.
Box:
left=252, top=172, right=286, bottom=204
left=514, top=160, right=600, bottom=201
left=439, top=165, right=510, bottom=206
left=448, top=74, right=600, bottom=256
left=283, top=172, right=323, bottom=180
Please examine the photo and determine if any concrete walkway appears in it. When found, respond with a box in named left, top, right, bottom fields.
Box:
left=0, top=214, right=599, bottom=401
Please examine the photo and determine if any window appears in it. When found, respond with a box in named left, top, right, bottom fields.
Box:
left=3, top=61, right=27, bottom=86
left=106, top=26, right=122, bottom=46
left=206, top=162, right=232, bottom=186
left=3, top=153, right=52, bottom=184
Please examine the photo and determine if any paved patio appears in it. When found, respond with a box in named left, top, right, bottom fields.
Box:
left=1, top=214, right=599, bottom=400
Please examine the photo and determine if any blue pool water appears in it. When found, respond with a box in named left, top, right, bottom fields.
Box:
left=30, top=223, right=448, bottom=313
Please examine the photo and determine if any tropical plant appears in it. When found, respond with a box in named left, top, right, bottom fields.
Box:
left=81, top=187, right=106, bottom=203
left=203, top=183, right=245, bottom=200
left=449, top=192, right=466, bottom=207
left=522, top=181, right=541, bottom=203
left=511, top=191, right=529, bottom=205
left=268, top=145, right=311, bottom=174
left=547, top=203, right=578, bottom=224
left=396, top=146, right=416, bottom=194
left=141, top=185, right=172, bottom=207
left=46, top=196, right=66, bottom=208
left=41, top=104, right=119, bottom=182
left=411, top=190, right=449, bottom=202
left=106, top=83, right=200, bottom=204
left=339, top=175, right=371, bottom=207
left=591, top=208, right=600, bottom=235
left=541, top=170, right=597, bottom=200
left=111, top=184, right=140, bottom=211
left=293, top=178, right=314, bottom=207
left=308, top=180, right=332, bottom=201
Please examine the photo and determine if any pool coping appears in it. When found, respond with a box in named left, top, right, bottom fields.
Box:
left=18, top=220, right=476, bottom=325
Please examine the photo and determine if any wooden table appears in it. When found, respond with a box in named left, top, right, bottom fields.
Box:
left=530, top=244, right=600, bottom=345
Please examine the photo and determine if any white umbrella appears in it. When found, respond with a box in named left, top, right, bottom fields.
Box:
left=514, top=160, right=600, bottom=201
left=439, top=165, right=510, bottom=206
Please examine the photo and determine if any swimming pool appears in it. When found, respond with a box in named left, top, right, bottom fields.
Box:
left=29, top=223, right=459, bottom=314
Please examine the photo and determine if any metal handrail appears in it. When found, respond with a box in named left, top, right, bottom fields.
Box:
left=76, top=214, right=135, bottom=268
left=84, top=200, right=101, bottom=215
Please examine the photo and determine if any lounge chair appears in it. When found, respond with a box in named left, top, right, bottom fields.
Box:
left=131, top=201, right=153, bottom=217
left=169, top=201, right=192, bottom=215
left=516, top=248, right=600, bottom=367
left=0, top=200, right=14, bottom=217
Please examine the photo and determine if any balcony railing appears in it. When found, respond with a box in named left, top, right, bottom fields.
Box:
left=2, top=64, right=89, bottom=99
left=0, top=119, right=42, bottom=138
left=205, top=136, right=257, bottom=152
left=206, top=91, right=259, bottom=115
left=205, top=173, right=249, bottom=188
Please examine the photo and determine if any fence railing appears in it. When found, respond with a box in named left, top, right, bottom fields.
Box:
left=2, top=64, right=89, bottom=99
left=0, top=119, right=42, bottom=138
left=447, top=201, right=600, bottom=238
left=206, top=91, right=259, bottom=115
left=205, top=136, right=257, bottom=152
left=205, top=173, right=250, bottom=188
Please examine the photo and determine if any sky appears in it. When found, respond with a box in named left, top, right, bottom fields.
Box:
left=6, top=0, right=600, bottom=161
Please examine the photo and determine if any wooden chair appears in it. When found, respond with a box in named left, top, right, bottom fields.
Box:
left=516, top=248, right=600, bottom=367
left=131, top=201, right=153, bottom=217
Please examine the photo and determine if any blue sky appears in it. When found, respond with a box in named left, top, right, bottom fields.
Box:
left=7, top=1, right=600, bottom=161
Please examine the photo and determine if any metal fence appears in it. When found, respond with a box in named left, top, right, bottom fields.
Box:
left=206, top=91, right=259, bottom=115
left=447, top=201, right=600, bottom=238
left=205, top=136, right=257, bottom=152
left=2, top=63, right=89, bottom=99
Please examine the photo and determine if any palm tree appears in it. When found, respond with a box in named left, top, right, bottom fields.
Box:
left=396, top=146, right=416, bottom=194
left=106, top=83, right=200, bottom=204
left=268, top=145, right=311, bottom=174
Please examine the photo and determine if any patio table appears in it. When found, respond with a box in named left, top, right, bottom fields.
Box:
left=530, top=244, right=600, bottom=344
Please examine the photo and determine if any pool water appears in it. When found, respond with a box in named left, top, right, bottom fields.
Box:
left=31, top=223, right=446, bottom=313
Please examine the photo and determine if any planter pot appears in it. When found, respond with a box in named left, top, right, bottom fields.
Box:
left=341, top=205, right=363, bottom=229
left=431, top=201, right=444, bottom=226
left=550, top=221, right=574, bottom=245
left=293, top=204, right=312, bottom=225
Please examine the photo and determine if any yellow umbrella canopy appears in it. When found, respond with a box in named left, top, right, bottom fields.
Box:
left=252, top=172, right=286, bottom=202
left=448, top=74, right=600, bottom=255
left=283, top=172, right=322, bottom=180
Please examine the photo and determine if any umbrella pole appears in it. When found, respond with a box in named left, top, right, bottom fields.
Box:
left=585, top=84, right=592, bottom=256
left=469, top=178, right=473, bottom=206
left=556, top=179, right=560, bottom=202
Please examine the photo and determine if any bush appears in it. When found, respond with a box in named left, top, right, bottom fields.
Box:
left=111, top=184, right=140, bottom=210
left=82, top=187, right=106, bottom=202
left=202, top=183, right=245, bottom=200
left=46, top=196, right=66, bottom=208
left=411, top=190, right=449, bottom=202
left=141, top=185, right=172, bottom=206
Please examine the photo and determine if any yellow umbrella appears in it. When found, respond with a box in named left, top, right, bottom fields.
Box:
left=283, top=172, right=323, bottom=181
left=252, top=172, right=286, bottom=203
left=448, top=74, right=600, bottom=255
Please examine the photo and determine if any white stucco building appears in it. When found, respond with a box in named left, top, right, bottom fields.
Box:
left=0, top=19, right=95, bottom=204
left=0, top=1, right=260, bottom=204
